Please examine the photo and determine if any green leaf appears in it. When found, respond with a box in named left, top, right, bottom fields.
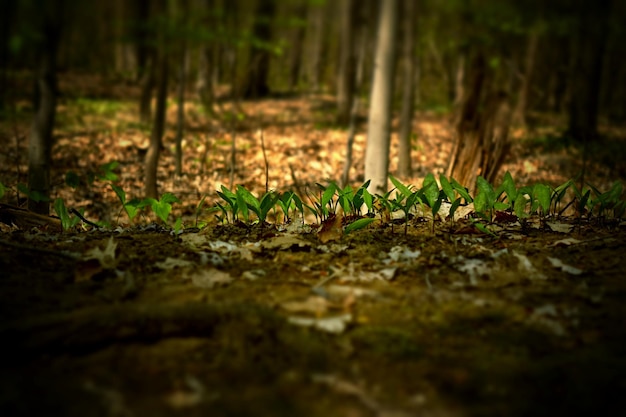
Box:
left=65, top=171, right=81, bottom=189
left=476, top=176, right=496, bottom=206
left=473, top=221, right=497, bottom=237
left=110, top=184, right=127, bottom=205
left=160, top=192, right=181, bottom=205
left=344, top=217, right=376, bottom=234
left=473, top=191, right=487, bottom=215
left=54, top=198, right=72, bottom=231
left=500, top=171, right=517, bottom=203
left=0, top=181, right=5, bottom=199
left=450, top=177, right=473, bottom=203
left=439, top=175, right=455, bottom=202
left=422, top=174, right=439, bottom=207
left=362, top=188, right=373, bottom=212
left=321, top=182, right=337, bottom=210
left=533, top=183, right=552, bottom=215
left=98, top=161, right=119, bottom=181
left=449, top=198, right=462, bottom=219
left=236, top=189, right=249, bottom=222
left=389, top=175, right=413, bottom=198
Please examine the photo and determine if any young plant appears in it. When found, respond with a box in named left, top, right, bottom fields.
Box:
left=389, top=175, right=420, bottom=235
left=53, top=198, right=82, bottom=231
left=216, top=185, right=239, bottom=223
left=235, top=185, right=279, bottom=224
left=147, top=193, right=181, bottom=224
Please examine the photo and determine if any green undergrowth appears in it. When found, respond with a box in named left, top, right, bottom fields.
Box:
left=2, top=167, right=625, bottom=234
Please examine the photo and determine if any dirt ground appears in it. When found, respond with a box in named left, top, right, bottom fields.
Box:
left=1, top=73, right=626, bottom=416
left=1, top=217, right=626, bottom=417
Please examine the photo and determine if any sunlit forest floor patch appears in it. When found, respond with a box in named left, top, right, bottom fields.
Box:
left=1, top=73, right=626, bottom=416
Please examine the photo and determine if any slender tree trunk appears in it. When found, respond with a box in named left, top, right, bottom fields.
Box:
left=513, top=27, right=539, bottom=127
left=239, top=0, right=275, bottom=99
left=306, top=2, right=326, bottom=92
left=28, top=1, right=62, bottom=215
left=145, top=52, right=168, bottom=199
left=364, top=0, right=399, bottom=196
left=340, top=23, right=367, bottom=188
left=336, top=0, right=358, bottom=124
left=397, top=0, right=417, bottom=178
left=139, top=55, right=155, bottom=124
left=288, top=3, right=307, bottom=91
left=175, top=44, right=187, bottom=177
left=0, top=0, right=16, bottom=116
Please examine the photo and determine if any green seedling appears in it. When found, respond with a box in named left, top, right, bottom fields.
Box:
left=531, top=183, right=552, bottom=218
left=216, top=185, right=239, bottom=222
left=110, top=184, right=147, bottom=222
left=235, top=185, right=279, bottom=224
left=18, top=184, right=50, bottom=203
left=419, top=173, right=445, bottom=232
left=147, top=193, right=181, bottom=224
left=277, top=191, right=304, bottom=223
left=53, top=198, right=82, bottom=230
left=389, top=175, right=421, bottom=235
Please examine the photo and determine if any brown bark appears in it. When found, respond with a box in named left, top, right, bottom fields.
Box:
left=28, top=1, right=62, bottom=215
left=447, top=54, right=512, bottom=190
left=336, top=0, right=358, bottom=124
left=397, top=0, right=417, bottom=178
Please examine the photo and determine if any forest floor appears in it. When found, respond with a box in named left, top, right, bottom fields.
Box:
left=1, top=72, right=626, bottom=416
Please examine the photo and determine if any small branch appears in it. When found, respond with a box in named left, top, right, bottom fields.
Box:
left=259, top=129, right=269, bottom=194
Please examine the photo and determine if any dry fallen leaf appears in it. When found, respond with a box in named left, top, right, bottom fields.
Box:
left=317, top=212, right=343, bottom=244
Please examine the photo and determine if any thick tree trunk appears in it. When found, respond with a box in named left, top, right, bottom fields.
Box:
left=364, top=0, right=399, bottom=196
left=397, top=0, right=417, bottom=178
left=28, top=2, right=61, bottom=215
left=145, top=52, right=168, bottom=199
left=447, top=54, right=511, bottom=190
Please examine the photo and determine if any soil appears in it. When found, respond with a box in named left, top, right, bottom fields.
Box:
left=1, top=72, right=626, bottom=416
left=1, top=218, right=626, bottom=417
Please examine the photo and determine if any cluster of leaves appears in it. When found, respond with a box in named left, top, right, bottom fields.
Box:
left=212, top=172, right=626, bottom=236
left=2, top=164, right=624, bottom=235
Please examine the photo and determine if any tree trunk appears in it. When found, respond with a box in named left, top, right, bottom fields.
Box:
left=305, top=2, right=326, bottom=92
left=175, top=42, right=187, bottom=177
left=567, top=0, right=610, bottom=142
left=397, top=0, right=417, bottom=178
left=139, top=55, right=155, bottom=124
left=239, top=0, right=275, bottom=99
left=28, top=1, right=62, bottom=215
left=287, top=3, right=307, bottom=92
left=0, top=0, right=16, bottom=116
left=446, top=53, right=512, bottom=190
left=513, top=27, right=539, bottom=127
left=364, top=0, right=399, bottom=196
left=145, top=52, right=168, bottom=199
left=336, top=0, right=358, bottom=124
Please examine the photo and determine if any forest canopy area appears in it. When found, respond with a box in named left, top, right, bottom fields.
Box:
left=1, top=1, right=626, bottom=417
